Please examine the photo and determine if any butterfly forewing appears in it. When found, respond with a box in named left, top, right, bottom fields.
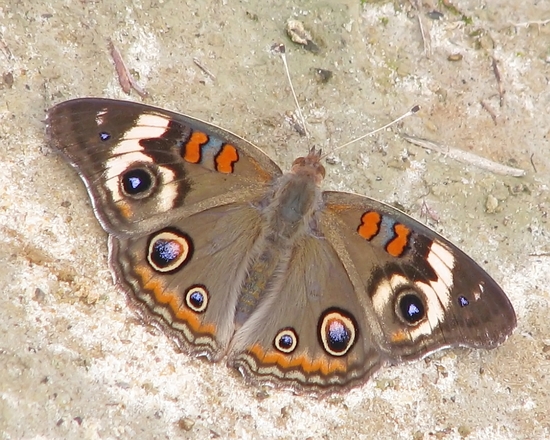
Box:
left=322, top=191, right=516, bottom=363
left=47, top=98, right=281, bottom=237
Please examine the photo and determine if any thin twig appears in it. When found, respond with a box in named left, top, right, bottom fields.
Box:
left=193, top=57, right=216, bottom=81
left=402, top=134, right=526, bottom=177
left=409, top=0, right=431, bottom=56
left=108, top=39, right=148, bottom=98
left=530, top=153, right=537, bottom=173
left=509, top=19, right=550, bottom=28
left=420, top=199, right=440, bottom=223
left=491, top=57, right=504, bottom=107
left=480, top=99, right=498, bottom=125
left=0, top=35, right=13, bottom=59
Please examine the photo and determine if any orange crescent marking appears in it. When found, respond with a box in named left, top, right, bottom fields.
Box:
left=357, top=211, right=382, bottom=240
left=386, top=223, right=410, bottom=257
left=183, top=131, right=209, bottom=164
left=135, top=265, right=216, bottom=336
left=117, top=200, right=132, bottom=219
left=390, top=329, right=411, bottom=343
left=215, top=144, right=239, bottom=174
left=249, top=344, right=346, bottom=376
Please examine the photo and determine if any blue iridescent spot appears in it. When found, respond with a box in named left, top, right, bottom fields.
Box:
left=189, top=290, right=204, bottom=308
left=151, top=239, right=181, bottom=267
left=458, top=296, right=470, bottom=307
left=279, top=334, right=294, bottom=349
left=99, top=131, right=111, bottom=141
left=399, top=294, right=425, bottom=324
left=407, top=303, right=421, bottom=317
left=327, top=320, right=350, bottom=351
left=155, top=241, right=178, bottom=262
left=127, top=176, right=141, bottom=190
left=122, top=169, right=152, bottom=195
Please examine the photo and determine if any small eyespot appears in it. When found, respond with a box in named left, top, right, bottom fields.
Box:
left=99, top=131, right=111, bottom=141
left=147, top=229, right=193, bottom=273
left=397, top=292, right=426, bottom=325
left=273, top=328, right=298, bottom=353
left=185, top=285, right=208, bottom=313
left=121, top=168, right=154, bottom=197
left=458, top=296, right=470, bottom=307
left=318, top=308, right=358, bottom=357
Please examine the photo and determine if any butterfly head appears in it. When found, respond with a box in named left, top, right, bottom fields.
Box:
left=291, top=147, right=326, bottom=186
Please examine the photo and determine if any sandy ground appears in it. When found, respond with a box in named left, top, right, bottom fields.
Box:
left=1, top=0, right=549, bottom=438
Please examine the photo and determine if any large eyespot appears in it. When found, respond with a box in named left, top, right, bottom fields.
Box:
left=318, top=308, right=358, bottom=357
left=147, top=229, right=193, bottom=273
left=273, top=328, right=298, bottom=354
left=396, top=291, right=426, bottom=325
left=121, top=167, right=155, bottom=198
left=185, top=285, right=208, bottom=313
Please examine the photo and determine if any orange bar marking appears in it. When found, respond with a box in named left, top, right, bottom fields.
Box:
left=386, top=223, right=410, bottom=257
left=183, top=131, right=209, bottom=164
left=357, top=211, right=382, bottom=240
left=249, top=344, right=346, bottom=376
left=215, top=144, right=239, bottom=174
left=251, top=159, right=276, bottom=183
left=135, top=265, right=216, bottom=336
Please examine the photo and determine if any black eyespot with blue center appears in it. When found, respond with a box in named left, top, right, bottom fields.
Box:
left=147, top=229, right=193, bottom=273
left=185, top=285, right=208, bottom=313
left=318, top=308, right=358, bottom=357
left=398, top=293, right=426, bottom=324
left=458, top=296, right=470, bottom=307
left=121, top=168, right=153, bottom=196
left=274, top=328, right=298, bottom=353
left=99, top=131, right=111, bottom=141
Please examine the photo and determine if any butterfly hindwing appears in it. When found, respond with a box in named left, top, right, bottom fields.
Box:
left=109, top=202, right=267, bottom=360
left=228, top=233, right=384, bottom=391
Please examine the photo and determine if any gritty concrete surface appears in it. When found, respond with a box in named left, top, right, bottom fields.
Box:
left=1, top=0, right=549, bottom=439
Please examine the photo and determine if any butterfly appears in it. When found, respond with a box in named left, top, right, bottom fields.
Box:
left=46, top=98, right=516, bottom=393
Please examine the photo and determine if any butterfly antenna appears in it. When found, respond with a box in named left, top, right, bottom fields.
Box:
left=272, top=43, right=309, bottom=138
left=320, top=105, right=420, bottom=160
